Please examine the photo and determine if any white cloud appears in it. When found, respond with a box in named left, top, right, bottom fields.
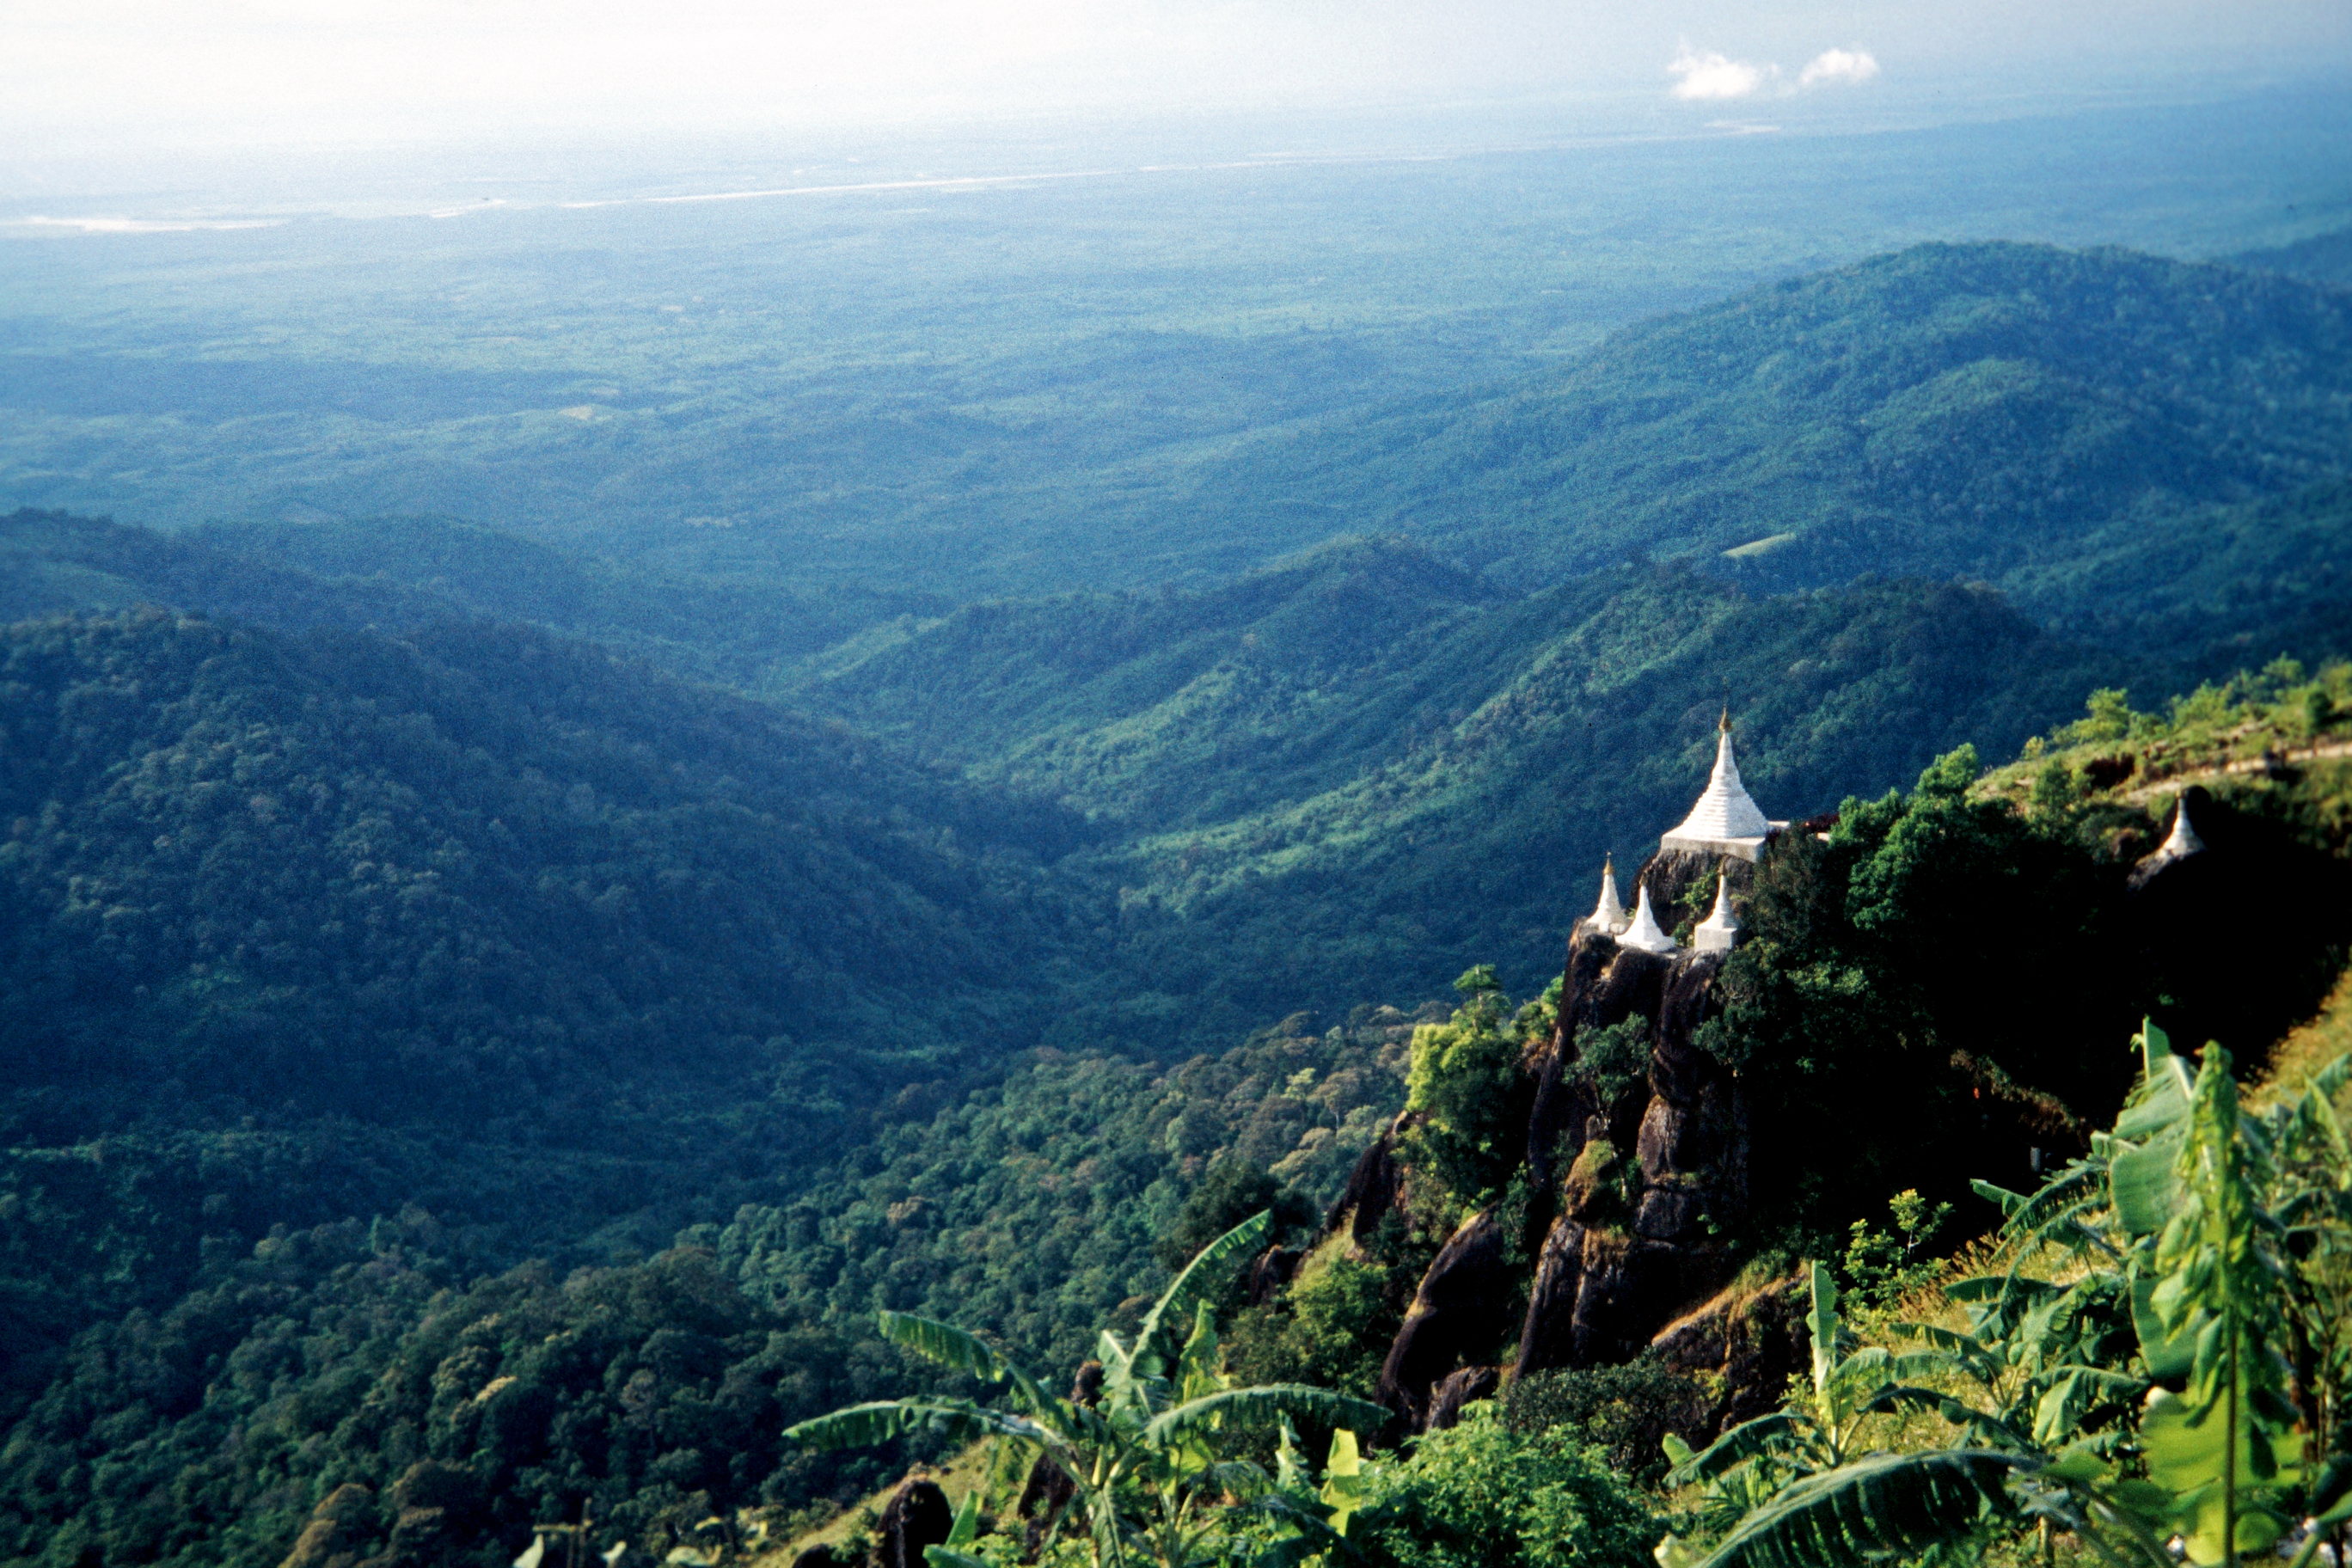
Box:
left=1667, top=42, right=1881, bottom=101
left=1799, top=47, right=1881, bottom=86
left=1667, top=47, right=1773, bottom=101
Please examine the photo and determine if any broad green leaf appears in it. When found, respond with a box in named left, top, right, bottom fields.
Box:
left=874, top=1312, right=1069, bottom=1435
left=1667, top=1412, right=1801, bottom=1485
left=1177, top=1300, right=1223, bottom=1403
left=1890, top=1321, right=1999, bottom=1375
left=2141, top=1387, right=2305, bottom=1565
left=2110, top=1130, right=2186, bottom=1237
left=1322, top=1428, right=1366, bottom=1535
left=1971, top=1179, right=2030, bottom=1216
left=879, top=1311, right=1008, bottom=1380
left=1806, top=1261, right=1841, bottom=1393
left=785, top=1397, right=1049, bottom=1451
left=1142, top=1386, right=1387, bottom=1448
left=2129, top=1276, right=2195, bottom=1381
left=1686, top=1449, right=2032, bottom=1568
left=945, top=1489, right=980, bottom=1548
left=2030, top=1366, right=2145, bottom=1447
left=1131, top=1210, right=1271, bottom=1387
left=923, top=1550, right=989, bottom=1568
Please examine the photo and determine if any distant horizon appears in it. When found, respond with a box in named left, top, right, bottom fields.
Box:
left=3, top=0, right=2345, bottom=187
left=4, top=59, right=2346, bottom=221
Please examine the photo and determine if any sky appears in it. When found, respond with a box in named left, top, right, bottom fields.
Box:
left=2, top=0, right=2347, bottom=163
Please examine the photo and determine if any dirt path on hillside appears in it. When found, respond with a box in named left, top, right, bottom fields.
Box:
left=2116, top=738, right=2352, bottom=806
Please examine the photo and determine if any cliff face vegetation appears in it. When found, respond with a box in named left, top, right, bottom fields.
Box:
left=1254, top=671, right=2352, bottom=1456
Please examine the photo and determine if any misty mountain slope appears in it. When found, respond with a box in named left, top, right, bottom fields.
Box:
left=1161, top=242, right=2352, bottom=596
left=2006, top=475, right=2352, bottom=660
left=2227, top=223, right=2352, bottom=288
left=0, top=508, right=940, bottom=687
left=793, top=539, right=1510, bottom=827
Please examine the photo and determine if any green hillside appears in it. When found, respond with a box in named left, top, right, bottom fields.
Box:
left=1158, top=242, right=2352, bottom=601
left=0, top=609, right=1103, bottom=1406
left=799, top=544, right=2141, bottom=1020
left=2227, top=221, right=2352, bottom=287
left=0, top=509, right=939, bottom=689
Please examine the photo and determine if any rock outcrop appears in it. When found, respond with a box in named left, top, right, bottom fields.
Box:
left=1376, top=1209, right=1515, bottom=1427
left=1648, top=1274, right=1810, bottom=1436
left=1363, top=847, right=1757, bottom=1422
left=873, top=1478, right=953, bottom=1568
left=1328, top=1112, right=1419, bottom=1242
left=1425, top=1365, right=1501, bottom=1430
left=1511, top=904, right=1746, bottom=1379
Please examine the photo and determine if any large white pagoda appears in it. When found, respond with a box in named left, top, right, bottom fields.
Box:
left=1657, top=710, right=1785, bottom=863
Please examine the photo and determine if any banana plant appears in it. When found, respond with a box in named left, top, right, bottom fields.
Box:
left=784, top=1211, right=1387, bottom=1568
left=1655, top=1260, right=2027, bottom=1567
left=1655, top=1024, right=2352, bottom=1568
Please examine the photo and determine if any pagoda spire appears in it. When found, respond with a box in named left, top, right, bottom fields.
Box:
left=2159, top=793, right=2205, bottom=859
left=1589, top=855, right=1629, bottom=934
left=1619, top=882, right=1678, bottom=954
left=1661, top=711, right=1773, bottom=850
left=1694, top=863, right=1741, bottom=952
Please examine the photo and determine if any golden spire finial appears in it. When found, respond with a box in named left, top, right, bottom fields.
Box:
left=1718, top=701, right=1731, bottom=734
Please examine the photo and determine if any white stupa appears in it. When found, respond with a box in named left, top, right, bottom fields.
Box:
left=1589, top=856, right=1630, bottom=934
left=1618, top=883, right=1678, bottom=954
left=2129, top=791, right=2208, bottom=891
left=1692, top=866, right=1741, bottom=953
left=2159, top=795, right=2205, bottom=859
left=1658, top=710, right=1785, bottom=862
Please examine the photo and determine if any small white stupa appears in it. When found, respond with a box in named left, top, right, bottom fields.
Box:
left=2129, top=791, right=2209, bottom=891
left=2159, top=795, right=2205, bottom=859
left=1693, top=866, right=1741, bottom=953
left=1589, top=855, right=1630, bottom=934
left=1659, top=708, right=1784, bottom=862
left=1618, top=883, right=1678, bottom=954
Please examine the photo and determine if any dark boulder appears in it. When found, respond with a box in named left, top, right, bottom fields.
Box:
left=874, top=1478, right=954, bottom=1568
left=1247, top=1245, right=1301, bottom=1305
left=1426, top=1365, right=1501, bottom=1430
left=1650, top=1274, right=1810, bottom=1438
left=1512, top=1213, right=1587, bottom=1381
left=1377, top=1209, right=1514, bottom=1428
left=1328, top=1112, right=1419, bottom=1243
left=1014, top=1457, right=1077, bottom=1555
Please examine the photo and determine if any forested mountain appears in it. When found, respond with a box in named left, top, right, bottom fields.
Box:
left=794, top=544, right=2128, bottom=1021
left=6, top=235, right=2352, bottom=1568
left=2228, top=221, right=2352, bottom=287
left=0, top=509, right=938, bottom=689
left=1151, top=243, right=2352, bottom=598
left=0, top=609, right=1106, bottom=1414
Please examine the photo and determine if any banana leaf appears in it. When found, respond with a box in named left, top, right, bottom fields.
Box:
left=1142, top=1386, right=1387, bottom=1448
left=1685, top=1449, right=2034, bottom=1568
left=1128, top=1211, right=1272, bottom=1391
left=786, top=1397, right=1053, bottom=1451
left=1666, top=1412, right=1804, bottom=1485
left=875, top=1311, right=1072, bottom=1436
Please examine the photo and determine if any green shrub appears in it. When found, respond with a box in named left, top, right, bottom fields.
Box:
left=1352, top=1403, right=1657, bottom=1568
left=1405, top=969, right=1542, bottom=1211
left=1225, top=1255, right=1402, bottom=1399
left=1504, top=1355, right=1713, bottom=1491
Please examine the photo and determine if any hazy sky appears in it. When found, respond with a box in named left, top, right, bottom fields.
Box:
left=3, top=0, right=2347, bottom=160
